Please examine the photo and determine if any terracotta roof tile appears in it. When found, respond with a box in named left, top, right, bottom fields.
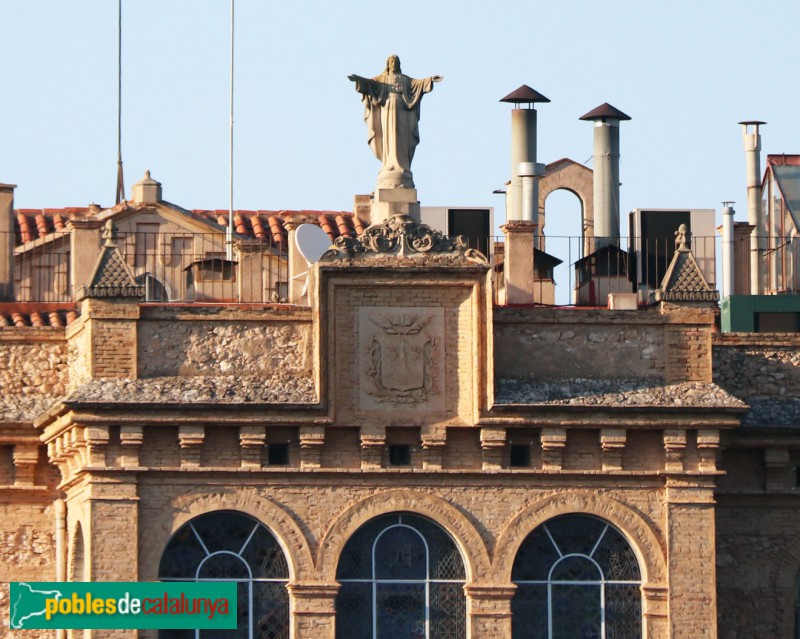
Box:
left=0, top=303, right=78, bottom=328
left=12, top=206, right=367, bottom=248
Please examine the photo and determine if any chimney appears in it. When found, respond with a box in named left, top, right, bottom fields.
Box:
left=739, top=121, right=766, bottom=295
left=500, top=85, right=550, bottom=222
left=0, top=183, right=16, bottom=301
left=721, top=202, right=735, bottom=298
left=580, top=103, right=631, bottom=249
left=131, top=170, right=162, bottom=204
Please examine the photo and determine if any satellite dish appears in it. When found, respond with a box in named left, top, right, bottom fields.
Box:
left=295, top=224, right=331, bottom=265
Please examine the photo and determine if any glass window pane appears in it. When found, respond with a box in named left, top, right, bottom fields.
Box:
left=512, top=527, right=560, bottom=582
left=191, top=512, right=258, bottom=554
left=593, top=528, right=641, bottom=582
left=605, top=584, right=643, bottom=639
left=374, top=526, right=426, bottom=580
left=550, top=556, right=602, bottom=582
left=253, top=582, right=290, bottom=639
left=551, top=583, right=601, bottom=639
left=376, top=583, right=426, bottom=638
left=159, top=525, right=208, bottom=579
left=511, top=584, right=547, bottom=639
left=430, top=582, right=466, bottom=638
left=546, top=516, right=606, bottom=557
left=335, top=583, right=373, bottom=639
left=241, top=527, right=289, bottom=579
left=197, top=553, right=250, bottom=580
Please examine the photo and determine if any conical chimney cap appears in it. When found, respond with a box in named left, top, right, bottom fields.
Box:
left=500, top=85, right=550, bottom=104
left=579, top=103, right=631, bottom=121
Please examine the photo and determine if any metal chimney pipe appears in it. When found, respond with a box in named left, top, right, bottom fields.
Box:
left=500, top=86, right=550, bottom=222
left=509, top=109, right=536, bottom=222
left=739, top=120, right=766, bottom=295
left=721, top=202, right=735, bottom=298
left=580, top=104, right=631, bottom=250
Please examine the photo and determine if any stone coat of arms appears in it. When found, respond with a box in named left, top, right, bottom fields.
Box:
left=358, top=307, right=444, bottom=409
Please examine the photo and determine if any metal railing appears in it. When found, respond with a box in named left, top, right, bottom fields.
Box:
left=4, top=231, right=289, bottom=304
left=15, top=228, right=792, bottom=307
left=487, top=233, right=719, bottom=307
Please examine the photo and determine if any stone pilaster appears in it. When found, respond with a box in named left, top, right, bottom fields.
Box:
left=666, top=478, right=717, bottom=638
left=465, top=584, right=516, bottom=638
left=288, top=583, right=339, bottom=639
left=765, top=447, right=790, bottom=491
left=421, top=437, right=446, bottom=470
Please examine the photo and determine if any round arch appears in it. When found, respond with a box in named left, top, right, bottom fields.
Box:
left=143, top=490, right=314, bottom=582
left=539, top=159, right=594, bottom=255
left=494, top=491, right=666, bottom=584
left=317, top=489, right=491, bottom=582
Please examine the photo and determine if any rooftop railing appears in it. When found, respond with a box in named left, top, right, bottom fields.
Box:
left=18, top=228, right=800, bottom=307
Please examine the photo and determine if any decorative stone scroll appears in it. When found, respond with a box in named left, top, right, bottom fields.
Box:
left=358, top=306, right=445, bottom=411
left=322, top=214, right=487, bottom=263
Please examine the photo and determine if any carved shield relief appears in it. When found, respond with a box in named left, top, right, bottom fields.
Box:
left=358, top=307, right=445, bottom=411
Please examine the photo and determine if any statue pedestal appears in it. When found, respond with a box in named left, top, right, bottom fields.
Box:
left=370, top=188, right=421, bottom=226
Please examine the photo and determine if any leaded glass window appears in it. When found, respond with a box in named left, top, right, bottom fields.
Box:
left=512, top=514, right=642, bottom=639
left=158, top=511, right=289, bottom=639
left=336, top=512, right=466, bottom=639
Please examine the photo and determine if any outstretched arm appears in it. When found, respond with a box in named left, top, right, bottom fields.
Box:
left=431, top=75, right=444, bottom=83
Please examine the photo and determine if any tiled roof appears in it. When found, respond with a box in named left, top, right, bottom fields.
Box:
left=0, top=303, right=78, bottom=328
left=12, top=206, right=365, bottom=248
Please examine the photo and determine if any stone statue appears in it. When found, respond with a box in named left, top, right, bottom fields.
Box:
left=349, top=55, right=443, bottom=189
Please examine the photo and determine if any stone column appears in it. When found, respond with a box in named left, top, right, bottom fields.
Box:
left=465, top=584, right=516, bottom=638
left=666, top=478, right=717, bottom=638
left=501, top=221, right=538, bottom=304
left=288, top=583, right=339, bottom=638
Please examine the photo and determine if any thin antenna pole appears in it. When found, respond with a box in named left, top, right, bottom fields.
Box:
left=226, top=0, right=235, bottom=260
left=115, top=0, right=125, bottom=204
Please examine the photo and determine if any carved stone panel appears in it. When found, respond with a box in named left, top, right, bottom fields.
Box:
left=358, top=306, right=445, bottom=411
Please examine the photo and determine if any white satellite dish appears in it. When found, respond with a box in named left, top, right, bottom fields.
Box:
left=291, top=224, right=333, bottom=299
left=295, top=224, right=332, bottom=265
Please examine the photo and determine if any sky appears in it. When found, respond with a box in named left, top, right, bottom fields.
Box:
left=2, top=0, right=800, bottom=247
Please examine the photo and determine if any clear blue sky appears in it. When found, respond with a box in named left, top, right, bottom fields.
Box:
left=2, top=0, right=799, bottom=243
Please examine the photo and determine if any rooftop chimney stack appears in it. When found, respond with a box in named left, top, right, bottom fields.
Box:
left=739, top=121, right=766, bottom=295
left=0, top=183, right=16, bottom=301
left=500, top=86, right=550, bottom=223
left=580, top=103, right=631, bottom=250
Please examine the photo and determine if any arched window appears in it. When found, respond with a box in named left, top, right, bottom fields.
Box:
left=158, top=511, right=289, bottom=639
left=512, top=514, right=642, bottom=639
left=336, top=512, right=466, bottom=639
